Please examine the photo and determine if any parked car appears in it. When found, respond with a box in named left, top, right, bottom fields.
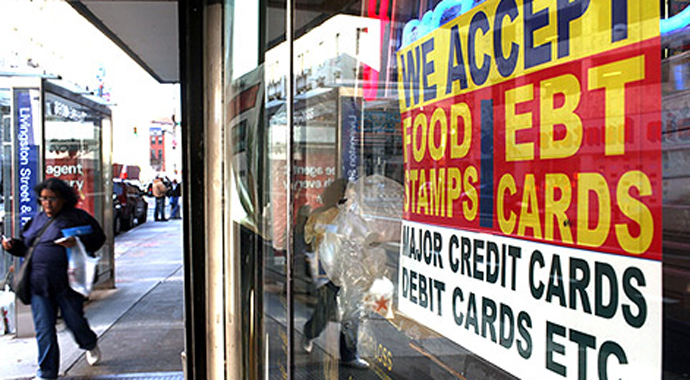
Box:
left=113, top=179, right=148, bottom=235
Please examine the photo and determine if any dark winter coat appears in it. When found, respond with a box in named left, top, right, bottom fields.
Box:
left=6, top=207, right=105, bottom=297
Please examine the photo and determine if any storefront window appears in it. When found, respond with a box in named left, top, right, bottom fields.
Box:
left=226, top=0, right=690, bottom=378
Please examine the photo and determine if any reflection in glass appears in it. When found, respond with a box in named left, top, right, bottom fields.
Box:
left=44, top=92, right=103, bottom=220
left=224, top=0, right=690, bottom=378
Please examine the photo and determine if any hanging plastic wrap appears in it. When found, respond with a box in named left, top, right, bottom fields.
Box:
left=345, top=174, right=405, bottom=244
left=314, top=175, right=403, bottom=322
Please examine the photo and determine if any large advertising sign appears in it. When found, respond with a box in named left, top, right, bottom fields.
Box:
left=396, top=1, right=661, bottom=379
left=45, top=156, right=96, bottom=215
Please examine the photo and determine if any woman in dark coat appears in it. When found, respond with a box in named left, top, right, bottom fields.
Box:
left=3, top=178, right=105, bottom=380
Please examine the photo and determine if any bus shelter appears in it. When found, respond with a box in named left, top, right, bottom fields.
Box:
left=0, top=77, right=114, bottom=337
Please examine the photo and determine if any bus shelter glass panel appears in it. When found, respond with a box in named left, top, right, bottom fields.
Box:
left=43, top=92, right=107, bottom=271
left=225, top=0, right=690, bottom=379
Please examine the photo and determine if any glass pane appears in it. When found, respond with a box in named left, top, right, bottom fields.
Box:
left=289, top=1, right=669, bottom=379
left=223, top=0, right=688, bottom=378
left=225, top=0, right=285, bottom=378
left=43, top=91, right=106, bottom=265
left=289, top=2, right=405, bottom=378
left=263, top=2, right=290, bottom=378
left=44, top=93, right=103, bottom=216
left=663, top=1, right=690, bottom=378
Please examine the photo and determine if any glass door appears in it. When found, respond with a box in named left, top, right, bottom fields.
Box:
left=222, top=0, right=689, bottom=379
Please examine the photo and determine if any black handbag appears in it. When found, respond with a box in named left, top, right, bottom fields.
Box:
left=13, top=253, right=33, bottom=305
left=11, top=218, right=55, bottom=305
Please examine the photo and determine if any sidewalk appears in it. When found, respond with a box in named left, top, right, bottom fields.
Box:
left=1, top=214, right=184, bottom=380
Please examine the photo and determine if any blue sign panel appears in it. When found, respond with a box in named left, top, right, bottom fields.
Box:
left=340, top=97, right=360, bottom=182
left=16, top=90, right=40, bottom=226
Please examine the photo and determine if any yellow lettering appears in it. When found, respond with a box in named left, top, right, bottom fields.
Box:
left=429, top=168, right=446, bottom=217
left=498, top=174, right=518, bottom=234
left=447, top=167, right=462, bottom=218
left=417, top=169, right=429, bottom=215
left=505, top=84, right=534, bottom=161
left=463, top=166, right=479, bottom=221
left=616, top=170, right=653, bottom=254
left=540, top=74, right=583, bottom=159
left=517, top=174, right=543, bottom=238
left=587, top=55, right=645, bottom=156
left=451, top=102, right=472, bottom=159
left=577, top=173, right=611, bottom=247
left=413, top=113, right=428, bottom=162
left=403, top=116, right=412, bottom=164
left=404, top=170, right=410, bottom=213
left=408, top=170, right=418, bottom=214
left=429, top=108, right=448, bottom=161
left=544, top=173, right=573, bottom=243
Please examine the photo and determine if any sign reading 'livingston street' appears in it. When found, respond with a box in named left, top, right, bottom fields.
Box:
left=396, top=1, right=661, bottom=379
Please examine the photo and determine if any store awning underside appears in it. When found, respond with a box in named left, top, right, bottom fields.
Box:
left=68, top=0, right=362, bottom=84
left=69, top=0, right=179, bottom=84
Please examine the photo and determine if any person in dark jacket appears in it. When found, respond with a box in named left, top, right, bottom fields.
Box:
left=169, top=179, right=181, bottom=219
left=3, top=178, right=105, bottom=380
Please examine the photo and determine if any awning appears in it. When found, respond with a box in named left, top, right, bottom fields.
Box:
left=69, top=1, right=179, bottom=83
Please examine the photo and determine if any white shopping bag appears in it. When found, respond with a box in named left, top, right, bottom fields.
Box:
left=0, top=285, right=15, bottom=334
left=66, top=237, right=100, bottom=297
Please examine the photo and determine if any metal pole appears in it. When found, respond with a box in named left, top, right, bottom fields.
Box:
left=204, top=1, right=231, bottom=379
left=286, top=0, right=295, bottom=378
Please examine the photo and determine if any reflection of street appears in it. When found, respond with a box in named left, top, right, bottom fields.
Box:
left=264, top=289, right=516, bottom=380
left=262, top=174, right=522, bottom=379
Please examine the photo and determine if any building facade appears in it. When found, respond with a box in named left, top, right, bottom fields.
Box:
left=178, top=0, right=690, bottom=379
left=150, top=126, right=166, bottom=173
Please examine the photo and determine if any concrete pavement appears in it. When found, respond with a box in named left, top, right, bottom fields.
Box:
left=1, top=210, right=184, bottom=380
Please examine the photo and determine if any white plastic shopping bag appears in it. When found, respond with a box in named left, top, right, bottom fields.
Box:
left=0, top=285, right=15, bottom=334
left=66, top=237, right=100, bottom=297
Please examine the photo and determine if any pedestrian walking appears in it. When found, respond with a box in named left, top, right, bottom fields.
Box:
left=169, top=179, right=181, bottom=219
left=152, top=176, right=169, bottom=222
left=3, top=178, right=106, bottom=380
